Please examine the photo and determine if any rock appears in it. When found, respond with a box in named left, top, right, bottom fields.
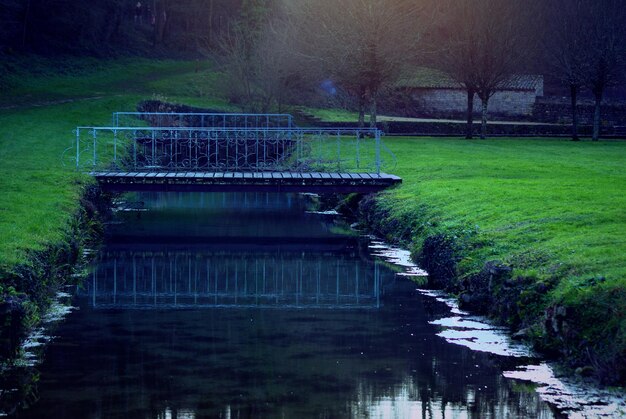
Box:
left=486, top=261, right=512, bottom=276
left=575, top=366, right=595, bottom=377
left=512, top=328, right=531, bottom=340
left=460, top=293, right=473, bottom=305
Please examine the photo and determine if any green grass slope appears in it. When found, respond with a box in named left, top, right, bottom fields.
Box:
left=368, top=137, right=626, bottom=382
left=0, top=58, right=225, bottom=270
left=0, top=57, right=229, bottom=360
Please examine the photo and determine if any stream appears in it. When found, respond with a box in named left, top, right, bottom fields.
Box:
left=4, top=192, right=613, bottom=418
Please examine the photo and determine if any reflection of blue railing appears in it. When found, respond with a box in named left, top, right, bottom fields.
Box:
left=83, top=251, right=389, bottom=309
left=71, top=126, right=384, bottom=174
left=112, top=112, right=295, bottom=130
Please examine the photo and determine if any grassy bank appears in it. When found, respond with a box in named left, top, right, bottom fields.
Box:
left=0, top=57, right=226, bottom=360
left=0, top=58, right=227, bottom=267
left=360, top=137, right=626, bottom=384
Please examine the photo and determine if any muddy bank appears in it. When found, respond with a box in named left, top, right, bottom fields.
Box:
left=334, top=193, right=625, bottom=387
left=0, top=185, right=110, bottom=366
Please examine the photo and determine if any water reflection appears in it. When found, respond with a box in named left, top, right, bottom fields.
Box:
left=6, top=193, right=557, bottom=418
left=86, top=250, right=388, bottom=309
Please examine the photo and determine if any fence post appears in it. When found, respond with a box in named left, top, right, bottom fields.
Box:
left=76, top=129, right=80, bottom=171
left=375, top=130, right=381, bottom=175
left=152, top=130, right=157, bottom=170
left=92, top=129, right=97, bottom=168
left=336, top=130, right=341, bottom=171
left=113, top=129, right=118, bottom=165
left=297, top=131, right=302, bottom=172
left=356, top=131, right=361, bottom=170
left=133, top=130, right=137, bottom=170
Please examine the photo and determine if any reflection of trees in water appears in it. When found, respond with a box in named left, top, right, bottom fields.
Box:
left=5, top=191, right=555, bottom=418
left=352, top=375, right=553, bottom=418
left=10, top=287, right=554, bottom=418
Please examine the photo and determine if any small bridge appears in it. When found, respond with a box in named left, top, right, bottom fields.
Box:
left=71, top=112, right=401, bottom=193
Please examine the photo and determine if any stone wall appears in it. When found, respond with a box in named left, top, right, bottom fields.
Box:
left=313, top=120, right=600, bottom=137
left=532, top=98, right=626, bottom=125
left=410, top=88, right=537, bottom=117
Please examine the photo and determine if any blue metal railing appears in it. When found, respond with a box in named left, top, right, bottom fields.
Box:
left=65, top=112, right=398, bottom=175
left=70, top=126, right=383, bottom=174
left=112, top=112, right=295, bottom=130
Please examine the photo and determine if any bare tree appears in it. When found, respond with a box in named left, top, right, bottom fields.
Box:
left=438, top=0, right=531, bottom=139
left=252, top=19, right=309, bottom=112
left=583, top=0, right=626, bottom=141
left=218, top=4, right=306, bottom=113
left=287, top=0, right=430, bottom=128
left=541, top=0, right=591, bottom=141
left=218, top=24, right=256, bottom=111
left=436, top=1, right=480, bottom=139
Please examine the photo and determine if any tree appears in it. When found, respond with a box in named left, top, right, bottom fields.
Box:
left=253, top=20, right=309, bottom=112
left=287, top=0, right=430, bottom=128
left=438, top=0, right=531, bottom=139
left=583, top=0, right=626, bottom=141
left=0, top=0, right=244, bottom=55
left=218, top=1, right=305, bottom=112
left=541, top=0, right=626, bottom=142
left=541, top=0, right=591, bottom=141
left=436, top=1, right=480, bottom=139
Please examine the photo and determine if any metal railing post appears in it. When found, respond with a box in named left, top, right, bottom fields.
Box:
left=76, top=129, right=80, bottom=170
left=113, top=129, right=118, bottom=165
left=92, top=129, right=97, bottom=168
left=336, top=130, right=341, bottom=171
left=297, top=132, right=302, bottom=171
left=255, top=130, right=260, bottom=171
left=152, top=130, right=156, bottom=170
left=375, top=130, right=381, bottom=175
left=133, top=130, right=137, bottom=170
left=356, top=131, right=361, bottom=170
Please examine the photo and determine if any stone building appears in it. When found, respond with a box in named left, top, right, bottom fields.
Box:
left=396, top=68, right=544, bottom=118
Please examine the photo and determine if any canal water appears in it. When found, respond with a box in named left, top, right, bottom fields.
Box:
left=9, top=192, right=557, bottom=418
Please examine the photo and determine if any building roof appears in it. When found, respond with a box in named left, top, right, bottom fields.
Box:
left=397, top=68, right=543, bottom=92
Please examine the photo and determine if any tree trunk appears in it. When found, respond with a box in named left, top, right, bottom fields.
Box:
left=480, top=98, right=489, bottom=139
left=570, top=84, right=580, bottom=141
left=21, top=0, right=31, bottom=49
left=357, top=89, right=366, bottom=129
left=466, top=89, right=475, bottom=139
left=369, top=97, right=377, bottom=129
left=358, top=107, right=365, bottom=129
left=592, top=88, right=603, bottom=141
left=208, top=0, right=214, bottom=45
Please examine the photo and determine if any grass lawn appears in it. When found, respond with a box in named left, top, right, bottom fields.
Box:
left=0, top=58, right=229, bottom=271
left=380, top=138, right=626, bottom=287
left=300, top=107, right=359, bottom=123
